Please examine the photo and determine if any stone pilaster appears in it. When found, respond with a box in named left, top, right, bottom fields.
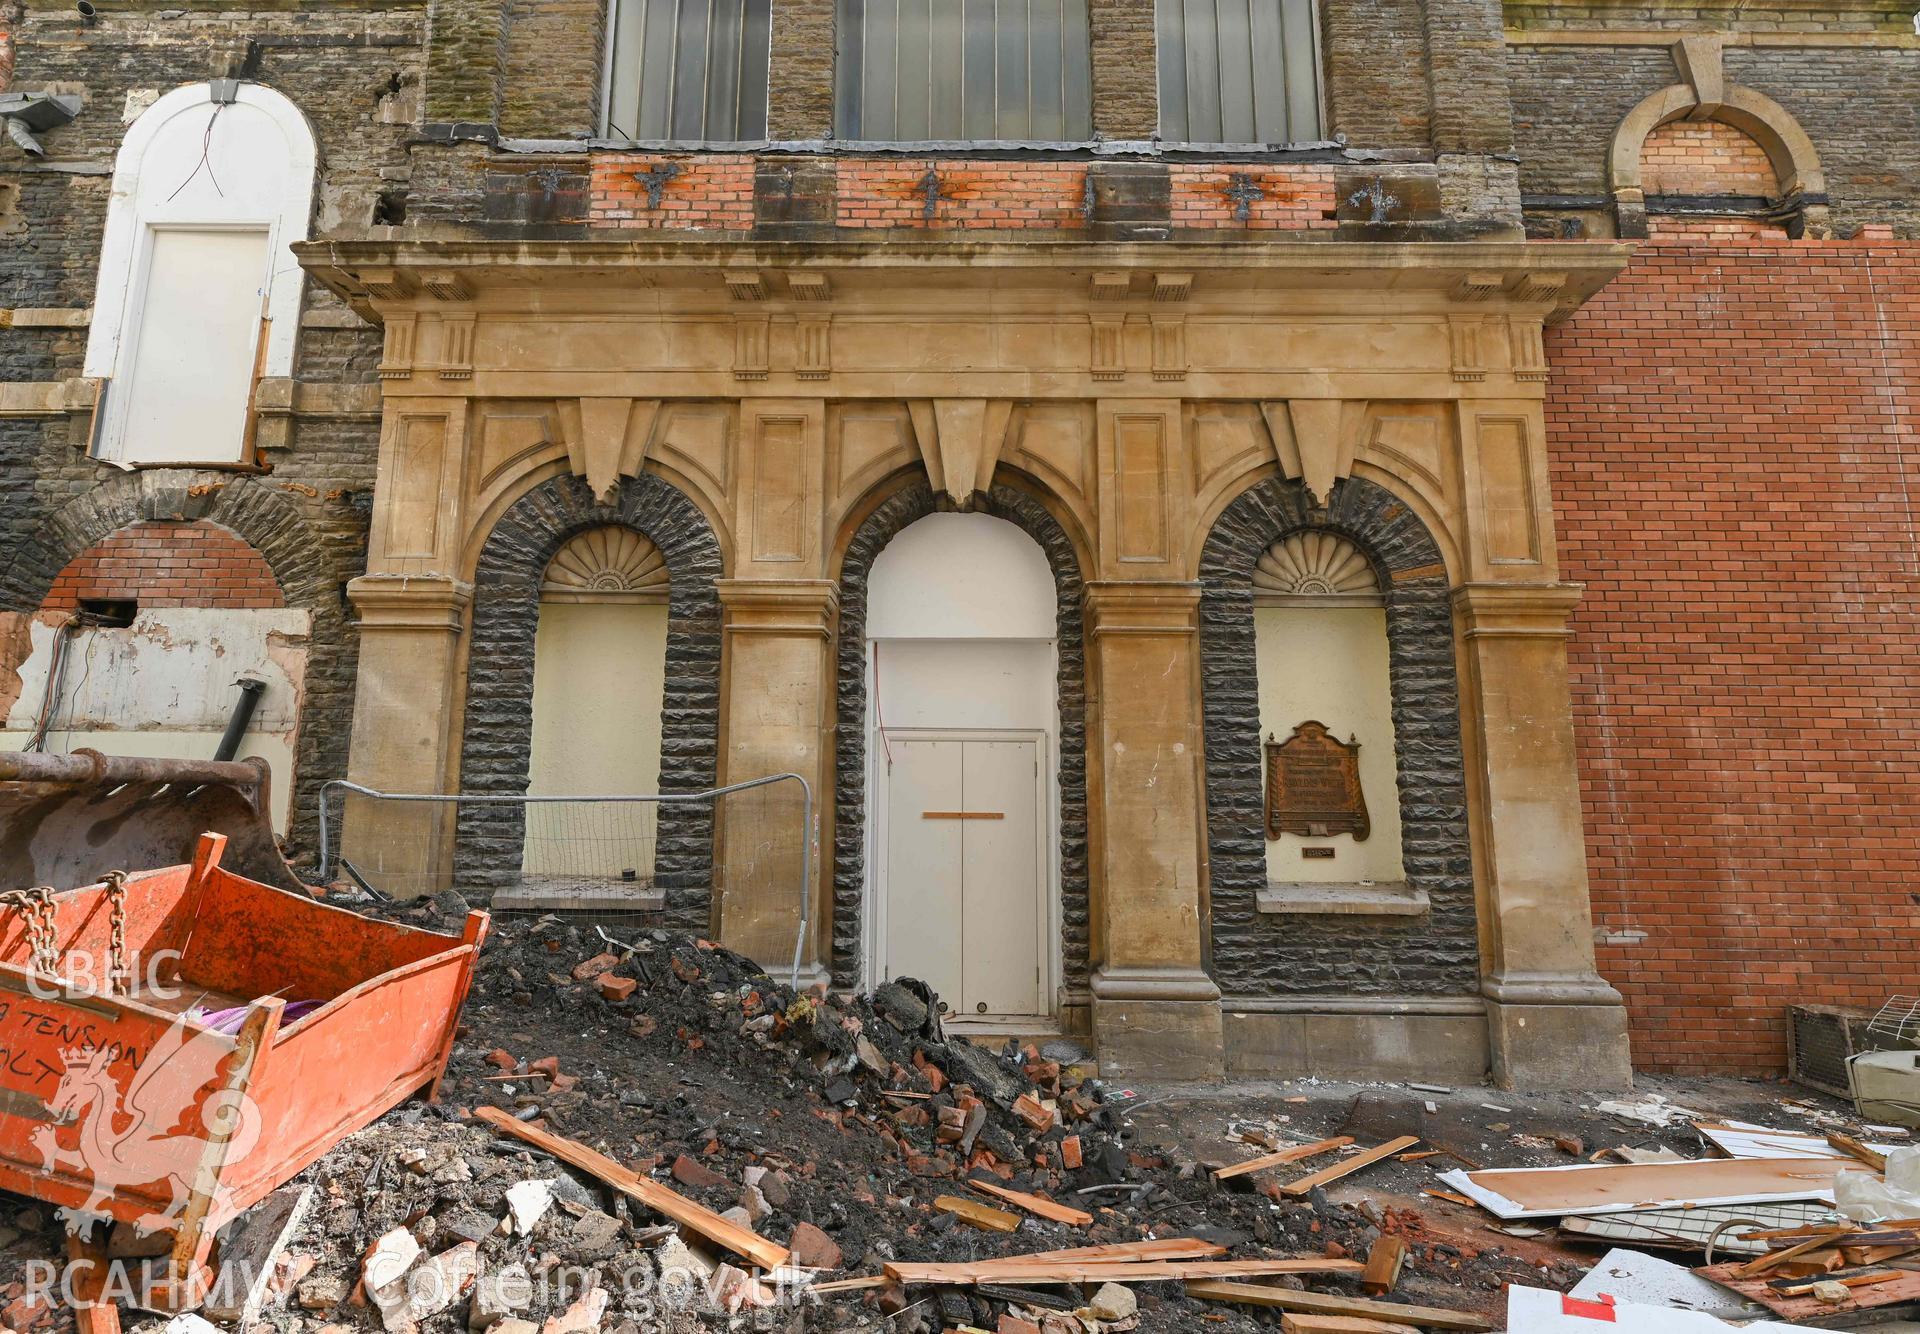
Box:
left=715, top=578, right=838, bottom=987
left=1084, top=581, right=1224, bottom=1080
left=340, top=574, right=473, bottom=893
left=1454, top=582, right=1633, bottom=1089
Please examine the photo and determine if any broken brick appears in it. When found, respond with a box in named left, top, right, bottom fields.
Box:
left=570, top=952, right=618, bottom=982
left=485, top=1049, right=517, bottom=1072
left=670, top=1155, right=729, bottom=1191
left=786, top=1220, right=843, bottom=1270
left=597, top=974, right=637, bottom=1002
left=1060, top=1135, right=1083, bottom=1170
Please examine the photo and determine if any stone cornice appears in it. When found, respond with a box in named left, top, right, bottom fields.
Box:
left=296, top=237, right=1633, bottom=324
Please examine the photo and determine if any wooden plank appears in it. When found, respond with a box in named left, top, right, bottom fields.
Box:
left=1770, top=1269, right=1903, bottom=1297
left=806, top=1275, right=890, bottom=1294
left=473, top=1105, right=790, bottom=1271
left=1282, top=1317, right=1420, bottom=1334
left=1279, top=1137, right=1421, bottom=1197
left=859, top=1237, right=1225, bottom=1285
left=1215, top=1136, right=1355, bottom=1180
left=966, top=1179, right=1093, bottom=1226
left=933, top=1194, right=1022, bottom=1233
left=1184, top=1279, right=1494, bottom=1330
left=1729, top=1227, right=1849, bottom=1279
left=1828, top=1132, right=1889, bottom=1171
left=887, top=1257, right=1365, bottom=1287
left=1360, top=1235, right=1407, bottom=1296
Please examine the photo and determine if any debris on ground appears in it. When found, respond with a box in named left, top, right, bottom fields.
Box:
left=0, top=899, right=1909, bottom=1331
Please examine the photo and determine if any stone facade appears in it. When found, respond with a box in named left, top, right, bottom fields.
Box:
left=6, top=0, right=1914, bottom=1080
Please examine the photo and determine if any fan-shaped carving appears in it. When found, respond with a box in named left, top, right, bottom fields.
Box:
left=1253, top=532, right=1379, bottom=601
left=541, top=527, right=669, bottom=601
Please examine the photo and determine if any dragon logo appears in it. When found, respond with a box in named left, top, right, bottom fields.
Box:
left=30, top=1018, right=262, bottom=1235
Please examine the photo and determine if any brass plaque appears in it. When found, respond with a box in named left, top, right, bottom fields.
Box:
left=1265, top=721, right=1370, bottom=842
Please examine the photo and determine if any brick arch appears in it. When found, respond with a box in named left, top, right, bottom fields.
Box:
left=454, top=471, right=723, bottom=923
left=41, top=521, right=285, bottom=612
left=1608, top=82, right=1829, bottom=238
left=1198, top=475, right=1478, bottom=997
left=0, top=470, right=352, bottom=863
left=831, top=480, right=1091, bottom=1003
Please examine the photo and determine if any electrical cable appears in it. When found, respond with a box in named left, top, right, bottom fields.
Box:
left=23, top=614, right=80, bottom=753
left=166, top=101, right=226, bottom=202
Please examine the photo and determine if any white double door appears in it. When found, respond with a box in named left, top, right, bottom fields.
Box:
left=881, top=734, right=1044, bottom=1020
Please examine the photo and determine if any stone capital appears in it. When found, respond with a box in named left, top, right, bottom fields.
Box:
left=1083, top=580, right=1202, bottom=634
left=346, top=574, right=473, bottom=633
left=1451, top=581, right=1582, bottom=637
left=716, top=578, right=840, bottom=639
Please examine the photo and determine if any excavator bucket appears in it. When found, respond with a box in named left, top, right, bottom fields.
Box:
left=0, top=748, right=305, bottom=892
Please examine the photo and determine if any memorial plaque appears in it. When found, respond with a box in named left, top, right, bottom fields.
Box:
left=1264, top=721, right=1370, bottom=841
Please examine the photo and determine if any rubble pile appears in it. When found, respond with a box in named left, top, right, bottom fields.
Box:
left=0, top=902, right=1624, bottom=1334
left=57, top=905, right=1548, bottom=1334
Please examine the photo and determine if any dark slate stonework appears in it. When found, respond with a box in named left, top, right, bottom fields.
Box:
left=454, top=472, right=722, bottom=925
left=832, top=482, right=1090, bottom=1001
left=0, top=470, right=359, bottom=866
left=1199, top=475, right=1479, bottom=996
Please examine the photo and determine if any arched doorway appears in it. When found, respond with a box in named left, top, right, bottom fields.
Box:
left=523, top=526, right=670, bottom=888
left=865, top=512, right=1059, bottom=1024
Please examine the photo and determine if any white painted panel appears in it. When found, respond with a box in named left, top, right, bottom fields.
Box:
left=960, top=739, right=1041, bottom=1017
left=868, top=513, right=1055, bottom=639
left=115, top=228, right=269, bottom=464
left=525, top=601, right=668, bottom=878
left=2, top=607, right=310, bottom=836
left=872, top=639, right=1054, bottom=733
left=885, top=738, right=965, bottom=1004
left=1255, top=604, right=1405, bottom=884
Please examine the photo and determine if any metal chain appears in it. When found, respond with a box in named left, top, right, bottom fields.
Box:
left=103, top=870, right=130, bottom=996
left=0, top=887, right=60, bottom=977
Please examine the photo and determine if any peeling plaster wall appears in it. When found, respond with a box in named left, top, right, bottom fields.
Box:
left=0, top=607, right=311, bottom=831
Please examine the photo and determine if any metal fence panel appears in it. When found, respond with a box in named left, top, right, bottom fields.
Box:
left=835, top=0, right=1094, bottom=141
left=1156, top=0, right=1323, bottom=143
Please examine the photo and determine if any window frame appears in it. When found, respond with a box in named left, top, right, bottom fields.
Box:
left=599, top=0, right=775, bottom=143
left=1152, top=0, right=1328, bottom=146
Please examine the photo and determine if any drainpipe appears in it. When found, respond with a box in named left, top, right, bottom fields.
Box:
left=214, top=676, right=267, bottom=761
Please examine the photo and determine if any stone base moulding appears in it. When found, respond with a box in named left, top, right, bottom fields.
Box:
left=1484, top=973, right=1635, bottom=1090
left=1223, top=997, right=1490, bottom=1081
left=1090, top=966, right=1226, bottom=1081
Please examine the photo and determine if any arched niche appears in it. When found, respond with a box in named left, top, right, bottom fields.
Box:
left=83, top=82, right=317, bottom=464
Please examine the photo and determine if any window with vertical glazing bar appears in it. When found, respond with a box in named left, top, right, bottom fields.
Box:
left=1156, top=0, right=1322, bottom=144
left=835, top=0, right=1093, bottom=142
left=604, top=0, right=772, bottom=140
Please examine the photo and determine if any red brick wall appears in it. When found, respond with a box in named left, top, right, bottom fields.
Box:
left=42, top=522, right=284, bottom=613
left=1545, top=238, right=1920, bottom=1073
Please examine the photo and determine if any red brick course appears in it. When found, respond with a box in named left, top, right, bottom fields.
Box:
left=1545, top=237, right=1920, bottom=1073
left=588, top=155, right=756, bottom=230
left=41, top=521, right=284, bottom=613
left=582, top=156, right=1342, bottom=233
left=1168, top=165, right=1338, bottom=230
left=835, top=160, right=1089, bottom=229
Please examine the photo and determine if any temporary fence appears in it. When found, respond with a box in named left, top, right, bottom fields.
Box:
left=315, top=773, right=813, bottom=985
